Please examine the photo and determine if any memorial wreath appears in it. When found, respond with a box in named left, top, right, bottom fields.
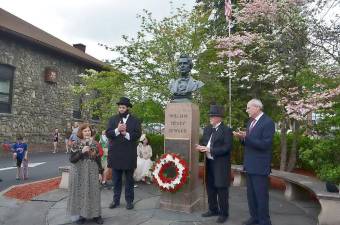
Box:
left=152, top=153, right=189, bottom=193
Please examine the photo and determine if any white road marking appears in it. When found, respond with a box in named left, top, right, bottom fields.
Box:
left=0, top=162, right=46, bottom=171
left=0, top=166, right=16, bottom=171
left=27, top=162, right=46, bottom=167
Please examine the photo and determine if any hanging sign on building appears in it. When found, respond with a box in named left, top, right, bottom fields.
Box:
left=44, top=67, right=58, bottom=83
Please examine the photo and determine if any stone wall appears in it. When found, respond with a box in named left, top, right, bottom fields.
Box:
left=0, top=35, right=93, bottom=150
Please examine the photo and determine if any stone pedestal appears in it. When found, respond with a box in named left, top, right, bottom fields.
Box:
left=160, top=102, right=201, bottom=213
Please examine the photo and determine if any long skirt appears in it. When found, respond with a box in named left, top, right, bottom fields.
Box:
left=133, top=157, right=153, bottom=181
left=67, top=159, right=101, bottom=218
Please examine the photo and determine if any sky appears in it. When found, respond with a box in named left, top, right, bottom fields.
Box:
left=1, top=0, right=196, bottom=61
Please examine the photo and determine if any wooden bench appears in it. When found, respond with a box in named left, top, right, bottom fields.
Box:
left=231, top=165, right=340, bottom=225
left=58, top=166, right=70, bottom=189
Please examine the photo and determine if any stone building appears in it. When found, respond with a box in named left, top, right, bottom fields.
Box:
left=0, top=8, right=105, bottom=151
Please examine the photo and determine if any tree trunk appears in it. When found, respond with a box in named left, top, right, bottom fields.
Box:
left=280, top=119, right=288, bottom=171
left=287, top=120, right=299, bottom=172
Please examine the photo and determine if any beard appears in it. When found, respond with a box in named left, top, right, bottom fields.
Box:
left=119, top=110, right=129, bottom=118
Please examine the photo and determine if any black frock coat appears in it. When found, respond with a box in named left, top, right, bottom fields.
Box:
left=201, top=122, right=233, bottom=188
left=106, top=114, right=142, bottom=170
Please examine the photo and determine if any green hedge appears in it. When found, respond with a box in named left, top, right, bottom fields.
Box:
left=231, top=132, right=339, bottom=183
left=218, top=133, right=320, bottom=171
left=151, top=133, right=314, bottom=167
left=147, top=134, right=164, bottom=161
left=145, top=133, right=340, bottom=184
left=299, top=137, right=340, bottom=183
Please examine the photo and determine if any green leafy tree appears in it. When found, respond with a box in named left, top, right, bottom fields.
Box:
left=102, top=6, right=211, bottom=104
left=132, top=100, right=164, bottom=124
left=73, top=68, right=129, bottom=126
left=101, top=3, right=234, bottom=124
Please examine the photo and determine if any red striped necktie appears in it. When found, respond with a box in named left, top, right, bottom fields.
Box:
left=249, top=119, right=257, bottom=133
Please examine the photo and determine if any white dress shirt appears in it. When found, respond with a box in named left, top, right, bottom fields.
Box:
left=114, top=114, right=130, bottom=140
left=206, top=122, right=221, bottom=160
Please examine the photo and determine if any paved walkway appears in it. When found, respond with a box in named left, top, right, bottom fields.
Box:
left=0, top=182, right=320, bottom=225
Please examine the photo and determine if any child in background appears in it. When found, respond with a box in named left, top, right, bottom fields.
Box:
left=11, top=136, right=28, bottom=180
left=69, top=122, right=79, bottom=144
left=64, top=123, right=72, bottom=154
left=53, top=128, right=60, bottom=154
left=22, top=146, right=29, bottom=179
left=99, top=130, right=109, bottom=187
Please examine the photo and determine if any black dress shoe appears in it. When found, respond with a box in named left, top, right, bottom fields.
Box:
left=216, top=216, right=228, bottom=223
left=109, top=202, right=119, bottom=209
left=242, top=218, right=259, bottom=225
left=93, top=216, right=104, bottom=224
left=76, top=216, right=86, bottom=224
left=126, top=202, right=134, bottom=210
left=201, top=211, right=219, bottom=217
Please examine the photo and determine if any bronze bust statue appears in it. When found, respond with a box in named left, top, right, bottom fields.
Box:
left=169, top=54, right=204, bottom=101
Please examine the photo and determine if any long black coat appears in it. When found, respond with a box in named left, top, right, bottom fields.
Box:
left=106, top=114, right=141, bottom=170
left=201, top=122, right=233, bottom=188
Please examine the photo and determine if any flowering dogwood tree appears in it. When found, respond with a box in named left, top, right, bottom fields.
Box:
left=279, top=85, right=340, bottom=121
left=215, top=0, right=339, bottom=171
left=215, top=0, right=310, bottom=170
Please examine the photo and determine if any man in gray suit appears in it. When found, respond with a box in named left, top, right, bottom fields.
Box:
left=234, top=99, right=275, bottom=225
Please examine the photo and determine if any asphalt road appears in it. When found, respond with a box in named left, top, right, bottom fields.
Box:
left=0, top=152, right=70, bottom=192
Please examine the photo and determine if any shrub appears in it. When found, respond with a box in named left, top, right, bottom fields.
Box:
left=146, top=132, right=340, bottom=184
left=231, top=139, right=243, bottom=164
left=300, top=138, right=340, bottom=183
left=147, top=134, right=164, bottom=161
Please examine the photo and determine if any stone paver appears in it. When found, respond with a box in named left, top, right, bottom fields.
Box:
left=0, top=182, right=320, bottom=225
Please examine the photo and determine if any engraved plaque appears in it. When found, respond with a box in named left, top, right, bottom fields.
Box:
left=164, top=138, right=190, bottom=161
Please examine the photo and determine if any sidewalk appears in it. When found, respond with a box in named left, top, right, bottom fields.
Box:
left=0, top=182, right=320, bottom=225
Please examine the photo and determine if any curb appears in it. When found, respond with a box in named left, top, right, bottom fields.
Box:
left=0, top=176, right=61, bottom=198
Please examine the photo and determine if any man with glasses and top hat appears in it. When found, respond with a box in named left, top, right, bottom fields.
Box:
left=195, top=104, right=233, bottom=223
left=106, top=97, right=142, bottom=210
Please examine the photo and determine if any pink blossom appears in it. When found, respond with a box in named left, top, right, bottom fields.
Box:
left=218, top=49, right=245, bottom=58
left=216, top=32, right=260, bottom=49
left=236, top=0, right=279, bottom=24
left=236, top=0, right=302, bottom=24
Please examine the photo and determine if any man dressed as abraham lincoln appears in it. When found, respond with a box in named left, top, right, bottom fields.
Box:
left=106, top=97, right=141, bottom=210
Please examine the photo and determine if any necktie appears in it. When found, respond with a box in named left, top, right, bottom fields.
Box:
left=206, top=127, right=217, bottom=160
left=249, top=119, right=256, bottom=133
left=210, top=127, right=217, bottom=142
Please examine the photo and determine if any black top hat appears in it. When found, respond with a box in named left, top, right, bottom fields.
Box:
left=208, top=105, right=224, bottom=117
left=116, top=97, right=132, bottom=108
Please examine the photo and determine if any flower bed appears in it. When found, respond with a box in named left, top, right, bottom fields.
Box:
left=4, top=177, right=61, bottom=201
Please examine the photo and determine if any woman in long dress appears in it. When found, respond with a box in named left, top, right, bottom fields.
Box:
left=67, top=123, right=104, bottom=224
left=133, top=134, right=153, bottom=184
